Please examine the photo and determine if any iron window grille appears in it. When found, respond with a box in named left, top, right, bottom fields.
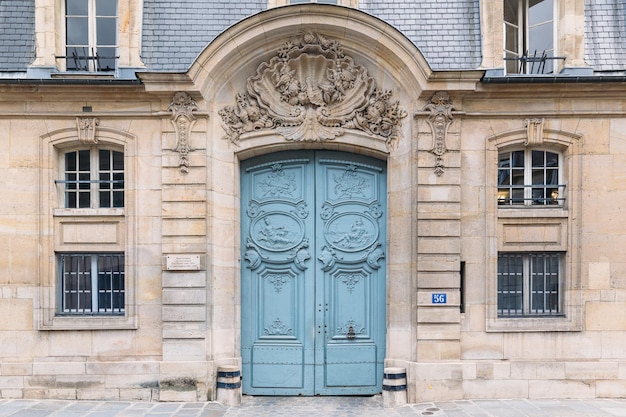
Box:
left=59, top=253, right=125, bottom=315
left=497, top=252, right=562, bottom=317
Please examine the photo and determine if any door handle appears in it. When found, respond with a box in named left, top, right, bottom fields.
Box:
left=346, top=325, right=356, bottom=340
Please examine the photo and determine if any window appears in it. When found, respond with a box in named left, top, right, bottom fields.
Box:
left=65, top=0, right=117, bottom=72
left=498, top=252, right=561, bottom=317
left=504, top=0, right=555, bottom=74
left=59, top=253, right=125, bottom=315
left=62, top=148, right=124, bottom=208
left=498, top=149, right=563, bottom=206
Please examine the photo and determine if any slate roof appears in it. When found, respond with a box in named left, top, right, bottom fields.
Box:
left=141, top=1, right=483, bottom=72
left=584, top=0, right=626, bottom=73
left=0, top=1, right=35, bottom=72
left=141, top=0, right=266, bottom=72
left=359, top=0, right=482, bottom=70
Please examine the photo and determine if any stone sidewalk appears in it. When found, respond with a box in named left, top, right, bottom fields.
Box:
left=1, top=396, right=626, bottom=417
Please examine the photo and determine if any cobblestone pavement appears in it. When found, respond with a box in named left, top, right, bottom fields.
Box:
left=0, top=396, right=626, bottom=417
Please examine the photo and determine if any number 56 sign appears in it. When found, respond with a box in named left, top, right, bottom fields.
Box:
left=431, top=293, right=447, bottom=304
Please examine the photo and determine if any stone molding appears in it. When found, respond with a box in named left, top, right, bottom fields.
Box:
left=218, top=32, right=407, bottom=148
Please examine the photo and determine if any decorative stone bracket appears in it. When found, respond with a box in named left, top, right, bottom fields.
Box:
left=76, top=117, right=99, bottom=144
left=218, top=32, right=407, bottom=148
left=168, top=92, right=199, bottom=173
left=423, top=91, right=454, bottom=176
left=524, top=118, right=545, bottom=146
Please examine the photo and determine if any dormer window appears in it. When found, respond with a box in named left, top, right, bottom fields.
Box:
left=65, top=0, right=117, bottom=72
left=504, top=0, right=556, bottom=74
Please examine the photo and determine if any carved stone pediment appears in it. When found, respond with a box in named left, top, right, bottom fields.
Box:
left=219, top=32, right=406, bottom=147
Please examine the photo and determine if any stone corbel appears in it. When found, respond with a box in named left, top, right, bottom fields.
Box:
left=524, top=118, right=545, bottom=146
left=424, top=91, right=454, bottom=176
left=76, top=117, right=99, bottom=144
left=168, top=92, right=199, bottom=173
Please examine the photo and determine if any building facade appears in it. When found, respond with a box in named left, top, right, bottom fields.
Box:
left=0, top=0, right=625, bottom=402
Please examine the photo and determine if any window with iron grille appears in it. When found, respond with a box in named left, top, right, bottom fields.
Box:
left=497, top=252, right=561, bottom=317
left=498, top=149, right=563, bottom=206
left=65, top=0, right=117, bottom=72
left=62, top=149, right=124, bottom=208
left=59, top=253, right=125, bottom=315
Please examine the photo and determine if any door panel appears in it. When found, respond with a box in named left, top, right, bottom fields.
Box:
left=241, top=151, right=386, bottom=396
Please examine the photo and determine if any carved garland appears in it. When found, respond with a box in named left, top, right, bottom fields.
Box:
left=424, top=91, right=454, bottom=176
left=219, top=32, right=407, bottom=147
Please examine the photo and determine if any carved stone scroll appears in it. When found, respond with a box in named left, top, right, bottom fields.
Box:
left=424, top=91, right=454, bottom=176
left=168, top=92, right=198, bottom=173
left=524, top=118, right=545, bottom=146
left=219, top=32, right=407, bottom=148
left=76, top=117, right=99, bottom=144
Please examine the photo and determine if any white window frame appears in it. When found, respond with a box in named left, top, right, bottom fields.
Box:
left=64, top=0, right=118, bottom=72
left=497, top=148, right=564, bottom=206
left=60, top=147, right=124, bottom=209
left=504, top=0, right=558, bottom=74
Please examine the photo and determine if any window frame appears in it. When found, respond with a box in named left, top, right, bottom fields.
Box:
left=60, top=147, right=125, bottom=209
left=497, top=252, right=563, bottom=317
left=39, top=126, right=136, bottom=330
left=486, top=124, right=582, bottom=332
left=503, top=0, right=558, bottom=75
left=58, top=252, right=125, bottom=315
left=64, top=0, right=118, bottom=73
left=497, top=147, right=564, bottom=207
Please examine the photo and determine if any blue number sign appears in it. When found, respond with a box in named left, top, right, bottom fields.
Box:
left=432, top=293, right=447, bottom=304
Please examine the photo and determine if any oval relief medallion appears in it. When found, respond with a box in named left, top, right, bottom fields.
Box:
left=325, top=213, right=378, bottom=252
left=251, top=213, right=304, bottom=252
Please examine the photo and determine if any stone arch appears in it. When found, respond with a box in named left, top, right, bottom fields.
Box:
left=160, top=5, right=483, bottom=388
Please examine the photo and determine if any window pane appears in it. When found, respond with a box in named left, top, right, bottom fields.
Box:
left=112, top=151, right=124, bottom=170
left=78, top=149, right=90, bottom=171
left=66, top=17, right=88, bottom=46
left=66, top=0, right=88, bottom=16
left=96, top=17, right=117, bottom=46
left=96, top=0, right=117, bottom=16
left=96, top=47, right=116, bottom=71
left=529, top=22, right=553, bottom=54
left=545, top=151, right=558, bottom=167
left=529, top=0, right=553, bottom=26
left=504, top=0, right=519, bottom=24
left=511, top=150, right=524, bottom=167
left=498, top=254, right=524, bottom=316
left=505, top=24, right=519, bottom=54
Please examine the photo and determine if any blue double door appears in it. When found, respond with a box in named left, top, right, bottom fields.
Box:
left=241, top=151, right=387, bottom=396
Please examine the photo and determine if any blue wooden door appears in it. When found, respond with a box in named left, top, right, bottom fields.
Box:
left=241, top=151, right=386, bottom=396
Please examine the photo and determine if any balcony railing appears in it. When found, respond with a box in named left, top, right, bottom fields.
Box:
left=497, top=184, right=566, bottom=206
left=504, top=50, right=566, bottom=75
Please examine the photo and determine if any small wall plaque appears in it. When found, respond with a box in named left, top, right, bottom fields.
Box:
left=166, top=254, right=201, bottom=271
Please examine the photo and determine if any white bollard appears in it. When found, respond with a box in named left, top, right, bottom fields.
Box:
left=216, top=366, right=241, bottom=406
left=382, top=367, right=407, bottom=408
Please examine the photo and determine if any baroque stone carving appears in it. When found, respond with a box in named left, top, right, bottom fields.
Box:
left=219, top=32, right=406, bottom=146
left=76, top=117, right=99, bottom=144
left=168, top=92, right=198, bottom=173
left=424, top=91, right=454, bottom=176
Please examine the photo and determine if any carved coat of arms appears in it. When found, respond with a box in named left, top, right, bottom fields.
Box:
left=219, top=32, right=406, bottom=146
